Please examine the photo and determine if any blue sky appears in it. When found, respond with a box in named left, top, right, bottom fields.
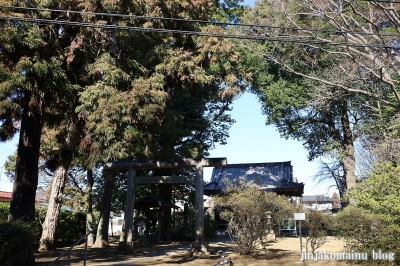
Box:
left=0, top=137, right=17, bottom=192
left=203, top=92, right=337, bottom=196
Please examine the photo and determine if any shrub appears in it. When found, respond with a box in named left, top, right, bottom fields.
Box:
left=333, top=165, right=400, bottom=264
left=0, top=221, right=36, bottom=266
left=302, top=209, right=331, bottom=253
left=334, top=206, right=398, bottom=253
left=345, top=165, right=400, bottom=250
left=214, top=178, right=295, bottom=255
left=56, top=209, right=87, bottom=246
left=204, top=209, right=218, bottom=238
left=347, top=164, right=400, bottom=227
left=333, top=206, right=400, bottom=264
left=0, top=203, right=9, bottom=221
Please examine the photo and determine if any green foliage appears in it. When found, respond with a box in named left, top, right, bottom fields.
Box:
left=214, top=179, right=295, bottom=255
left=333, top=206, right=399, bottom=264
left=346, top=165, right=400, bottom=234
left=0, top=221, right=36, bottom=266
left=55, top=210, right=87, bottom=246
left=76, top=52, right=169, bottom=161
left=1, top=0, right=98, bottom=224
left=333, top=165, right=400, bottom=264
left=72, top=0, right=247, bottom=163
left=3, top=150, right=17, bottom=182
left=204, top=209, right=219, bottom=238
left=0, top=203, right=9, bottom=221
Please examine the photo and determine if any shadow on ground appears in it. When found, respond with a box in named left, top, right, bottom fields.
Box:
left=35, top=236, right=347, bottom=266
left=35, top=237, right=235, bottom=266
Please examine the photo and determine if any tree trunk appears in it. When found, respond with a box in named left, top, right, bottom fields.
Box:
left=38, top=118, right=81, bottom=251
left=340, top=106, right=356, bottom=193
left=38, top=163, right=69, bottom=251
left=8, top=89, right=42, bottom=266
left=326, top=102, right=357, bottom=197
left=93, top=172, right=114, bottom=248
left=86, top=168, right=95, bottom=246
left=9, top=90, right=42, bottom=222
left=342, top=145, right=356, bottom=192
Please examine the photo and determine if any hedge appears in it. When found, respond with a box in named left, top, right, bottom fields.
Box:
left=0, top=220, right=36, bottom=266
left=0, top=202, right=92, bottom=247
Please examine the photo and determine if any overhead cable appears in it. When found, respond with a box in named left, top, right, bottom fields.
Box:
left=0, top=16, right=399, bottom=49
left=1, top=15, right=398, bottom=49
left=1, top=5, right=400, bottom=38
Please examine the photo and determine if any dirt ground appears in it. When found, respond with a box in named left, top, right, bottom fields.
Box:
left=35, top=236, right=355, bottom=266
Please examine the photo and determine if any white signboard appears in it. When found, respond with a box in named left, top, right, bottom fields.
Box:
left=294, top=213, right=306, bottom=220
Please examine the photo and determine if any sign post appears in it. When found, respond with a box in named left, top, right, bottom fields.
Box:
left=294, top=213, right=306, bottom=260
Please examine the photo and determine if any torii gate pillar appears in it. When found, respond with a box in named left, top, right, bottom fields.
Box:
left=194, top=165, right=205, bottom=251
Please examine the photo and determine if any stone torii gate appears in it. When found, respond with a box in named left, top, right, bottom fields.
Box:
left=105, top=157, right=227, bottom=252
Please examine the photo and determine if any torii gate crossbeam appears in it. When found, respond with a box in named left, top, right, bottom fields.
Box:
left=105, top=158, right=227, bottom=170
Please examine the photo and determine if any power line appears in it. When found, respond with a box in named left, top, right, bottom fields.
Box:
left=0, top=15, right=398, bottom=49
left=1, top=5, right=400, bottom=38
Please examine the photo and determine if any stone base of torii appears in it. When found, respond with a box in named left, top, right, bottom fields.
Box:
left=105, top=158, right=227, bottom=253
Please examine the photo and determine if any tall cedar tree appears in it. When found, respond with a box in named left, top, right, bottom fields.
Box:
left=0, top=1, right=78, bottom=264
left=75, top=0, right=248, bottom=247
left=37, top=0, right=124, bottom=251
left=0, top=2, right=70, bottom=222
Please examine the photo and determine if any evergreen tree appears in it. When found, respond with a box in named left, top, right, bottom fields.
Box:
left=237, top=0, right=381, bottom=195
left=74, top=0, right=248, bottom=247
